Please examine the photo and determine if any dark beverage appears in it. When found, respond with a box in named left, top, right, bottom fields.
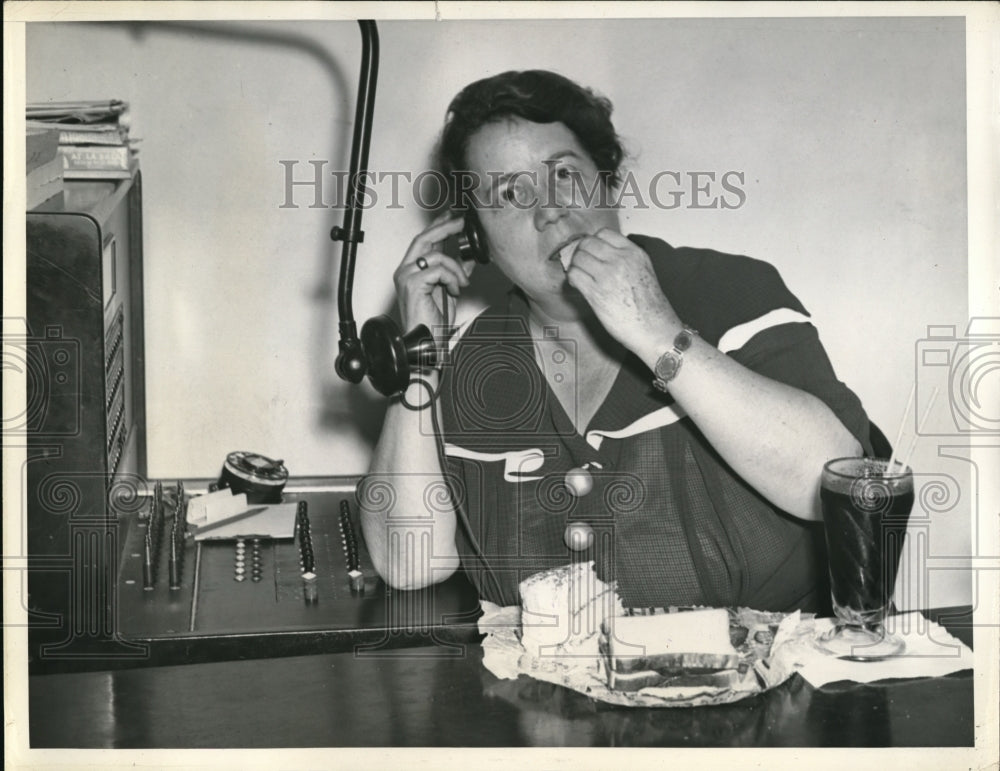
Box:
left=820, top=459, right=914, bottom=628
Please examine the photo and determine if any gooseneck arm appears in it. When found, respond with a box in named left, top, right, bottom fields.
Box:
left=333, top=19, right=380, bottom=384
left=333, top=19, right=436, bottom=396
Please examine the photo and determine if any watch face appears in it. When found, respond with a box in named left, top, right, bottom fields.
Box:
left=655, top=351, right=681, bottom=381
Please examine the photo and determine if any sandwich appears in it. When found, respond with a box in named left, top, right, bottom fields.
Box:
left=519, top=561, right=623, bottom=658
left=599, top=608, right=742, bottom=692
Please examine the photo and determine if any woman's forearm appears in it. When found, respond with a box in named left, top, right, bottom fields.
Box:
left=561, top=231, right=862, bottom=519
left=359, top=375, right=461, bottom=589
left=636, top=332, right=862, bottom=521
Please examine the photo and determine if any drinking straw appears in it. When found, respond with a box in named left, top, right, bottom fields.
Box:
left=897, top=386, right=940, bottom=474
left=886, top=383, right=916, bottom=472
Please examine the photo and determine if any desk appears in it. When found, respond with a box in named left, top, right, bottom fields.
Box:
left=28, top=608, right=973, bottom=747
left=30, top=487, right=482, bottom=673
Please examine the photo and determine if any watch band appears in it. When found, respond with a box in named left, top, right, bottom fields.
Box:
left=652, top=328, right=697, bottom=392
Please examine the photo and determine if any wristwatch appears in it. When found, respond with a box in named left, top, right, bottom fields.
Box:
left=652, top=328, right=697, bottom=392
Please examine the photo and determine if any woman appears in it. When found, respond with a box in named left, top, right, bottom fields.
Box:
left=359, top=70, right=869, bottom=612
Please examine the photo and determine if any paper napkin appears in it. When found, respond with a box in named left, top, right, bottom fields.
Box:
left=773, top=611, right=974, bottom=688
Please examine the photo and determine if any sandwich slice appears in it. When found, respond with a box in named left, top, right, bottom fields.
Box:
left=600, top=607, right=742, bottom=692
left=519, top=561, right=623, bottom=658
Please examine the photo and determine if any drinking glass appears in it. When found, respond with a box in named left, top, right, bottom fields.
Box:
left=819, top=457, right=914, bottom=659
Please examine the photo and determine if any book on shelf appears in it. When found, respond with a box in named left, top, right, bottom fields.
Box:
left=27, top=120, right=129, bottom=146
left=28, top=99, right=138, bottom=182
left=28, top=157, right=65, bottom=208
left=27, top=128, right=64, bottom=209
left=59, top=144, right=133, bottom=171
left=62, top=157, right=138, bottom=181
left=28, top=98, right=136, bottom=151
left=26, top=99, right=128, bottom=124
left=27, top=128, right=60, bottom=168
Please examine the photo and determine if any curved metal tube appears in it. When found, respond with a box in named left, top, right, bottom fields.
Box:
left=334, top=19, right=379, bottom=382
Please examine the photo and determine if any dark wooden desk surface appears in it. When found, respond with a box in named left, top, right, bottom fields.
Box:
left=28, top=608, right=975, bottom=748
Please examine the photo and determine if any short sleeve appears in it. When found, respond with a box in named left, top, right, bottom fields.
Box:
left=636, top=236, right=874, bottom=456
left=729, top=321, right=874, bottom=455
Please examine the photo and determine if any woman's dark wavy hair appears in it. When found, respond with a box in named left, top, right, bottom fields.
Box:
left=438, top=70, right=625, bottom=192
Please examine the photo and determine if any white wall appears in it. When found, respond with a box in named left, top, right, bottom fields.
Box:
left=24, top=16, right=973, bottom=606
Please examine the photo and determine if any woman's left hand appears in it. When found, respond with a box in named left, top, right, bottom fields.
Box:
left=565, top=228, right=682, bottom=359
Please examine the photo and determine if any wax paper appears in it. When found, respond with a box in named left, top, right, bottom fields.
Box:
left=479, top=601, right=804, bottom=708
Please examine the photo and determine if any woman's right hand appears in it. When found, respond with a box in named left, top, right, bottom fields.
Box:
left=394, top=214, right=474, bottom=339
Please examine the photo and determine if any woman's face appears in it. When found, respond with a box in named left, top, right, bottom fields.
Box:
left=464, top=117, right=621, bottom=316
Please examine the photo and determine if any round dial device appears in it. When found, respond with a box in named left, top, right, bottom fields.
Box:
left=218, top=451, right=288, bottom=503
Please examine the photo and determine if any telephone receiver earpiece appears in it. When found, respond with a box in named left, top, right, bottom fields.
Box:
left=455, top=212, right=490, bottom=265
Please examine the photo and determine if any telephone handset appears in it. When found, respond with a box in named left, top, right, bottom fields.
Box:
left=455, top=212, right=489, bottom=265
left=352, top=213, right=487, bottom=396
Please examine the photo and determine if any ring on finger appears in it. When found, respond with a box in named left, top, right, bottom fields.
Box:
left=416, top=256, right=429, bottom=271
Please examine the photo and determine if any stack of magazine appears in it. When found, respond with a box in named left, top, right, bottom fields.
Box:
left=27, top=99, right=138, bottom=182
